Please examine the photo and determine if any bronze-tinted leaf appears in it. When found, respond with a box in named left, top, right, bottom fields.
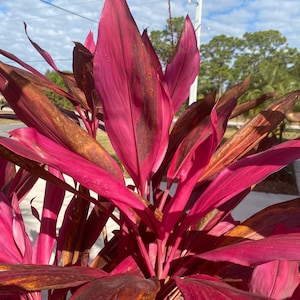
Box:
left=73, top=42, right=102, bottom=117
left=61, top=189, right=91, bottom=267
left=152, top=90, right=216, bottom=187
left=0, top=49, right=77, bottom=103
left=216, top=76, right=250, bottom=110
left=70, top=273, right=159, bottom=300
left=0, top=62, right=123, bottom=180
left=0, top=264, right=106, bottom=293
left=230, top=91, right=280, bottom=119
left=201, top=90, right=300, bottom=181
left=94, top=0, right=172, bottom=191
left=219, top=197, right=300, bottom=246
left=0, top=144, right=86, bottom=200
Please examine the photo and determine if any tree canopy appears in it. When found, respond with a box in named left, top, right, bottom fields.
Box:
left=44, top=70, right=73, bottom=109
left=149, top=21, right=300, bottom=110
left=149, top=16, right=185, bottom=65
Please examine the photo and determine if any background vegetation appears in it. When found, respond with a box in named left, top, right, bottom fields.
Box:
left=150, top=17, right=300, bottom=111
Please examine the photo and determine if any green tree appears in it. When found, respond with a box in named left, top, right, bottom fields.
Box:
left=232, top=30, right=300, bottom=103
left=149, top=16, right=184, bottom=65
left=149, top=20, right=300, bottom=110
left=44, top=70, right=73, bottom=109
left=198, top=35, right=242, bottom=97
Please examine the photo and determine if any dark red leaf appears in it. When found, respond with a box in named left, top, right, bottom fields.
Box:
left=176, top=274, right=268, bottom=299
left=94, top=0, right=172, bottom=191
left=0, top=264, right=106, bottom=293
left=70, top=273, right=159, bottom=300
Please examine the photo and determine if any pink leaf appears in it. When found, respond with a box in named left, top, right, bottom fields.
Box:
left=84, top=30, right=95, bottom=54
left=33, top=167, right=66, bottom=265
left=141, top=30, right=163, bottom=79
left=0, top=128, right=162, bottom=237
left=11, top=193, right=32, bottom=263
left=94, top=0, right=172, bottom=192
left=198, top=233, right=300, bottom=266
left=110, top=255, right=144, bottom=277
left=165, top=16, right=200, bottom=113
left=182, top=138, right=300, bottom=230
left=0, top=194, right=23, bottom=263
left=0, top=264, right=106, bottom=292
left=24, top=23, right=59, bottom=72
left=163, top=96, right=236, bottom=233
left=0, top=62, right=123, bottom=180
left=176, top=274, right=268, bottom=299
left=250, top=260, right=299, bottom=299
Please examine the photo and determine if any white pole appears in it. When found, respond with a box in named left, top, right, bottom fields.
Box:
left=188, top=0, right=202, bottom=105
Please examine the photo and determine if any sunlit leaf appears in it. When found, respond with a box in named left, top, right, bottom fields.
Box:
left=70, top=273, right=159, bottom=300
left=202, top=90, right=300, bottom=180
left=198, top=233, right=300, bottom=266
left=183, top=137, right=300, bottom=230
left=176, top=274, right=268, bottom=299
left=249, top=260, right=299, bottom=299
left=0, top=62, right=122, bottom=180
left=94, top=0, right=171, bottom=191
left=0, top=264, right=106, bottom=293
left=0, top=194, right=30, bottom=264
left=0, top=128, right=162, bottom=236
left=165, top=16, right=200, bottom=113
left=220, top=197, right=300, bottom=245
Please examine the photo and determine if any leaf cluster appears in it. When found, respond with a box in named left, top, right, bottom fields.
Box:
left=0, top=1, right=299, bottom=299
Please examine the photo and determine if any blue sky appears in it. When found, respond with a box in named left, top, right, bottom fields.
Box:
left=0, top=0, right=299, bottom=73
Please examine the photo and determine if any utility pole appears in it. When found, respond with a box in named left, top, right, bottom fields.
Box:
left=188, top=0, right=202, bottom=105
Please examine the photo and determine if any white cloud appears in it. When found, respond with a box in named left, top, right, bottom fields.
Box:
left=0, top=0, right=299, bottom=73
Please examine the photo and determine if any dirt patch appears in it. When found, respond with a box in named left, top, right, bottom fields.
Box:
left=254, top=163, right=298, bottom=195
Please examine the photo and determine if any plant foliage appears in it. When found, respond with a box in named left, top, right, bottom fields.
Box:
left=0, top=0, right=300, bottom=299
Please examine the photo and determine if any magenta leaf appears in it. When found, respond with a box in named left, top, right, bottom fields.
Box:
left=0, top=62, right=123, bottom=180
left=182, top=138, right=300, bottom=230
left=165, top=16, right=200, bottom=113
left=141, top=30, right=163, bottom=79
left=198, top=233, right=300, bottom=266
left=163, top=95, right=237, bottom=234
left=84, top=30, right=95, bottom=54
left=11, top=193, right=32, bottom=263
left=70, top=273, right=159, bottom=300
left=162, top=114, right=216, bottom=233
left=0, top=193, right=32, bottom=264
left=24, top=23, right=59, bottom=72
left=0, top=264, right=106, bottom=293
left=176, top=274, right=268, bottom=299
left=0, top=128, right=162, bottom=237
left=94, top=0, right=172, bottom=192
left=152, top=91, right=216, bottom=188
left=167, top=107, right=217, bottom=183
left=249, top=260, right=299, bottom=299
left=32, top=167, right=66, bottom=265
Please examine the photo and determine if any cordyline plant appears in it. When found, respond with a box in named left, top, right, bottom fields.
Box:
left=1, top=0, right=300, bottom=299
